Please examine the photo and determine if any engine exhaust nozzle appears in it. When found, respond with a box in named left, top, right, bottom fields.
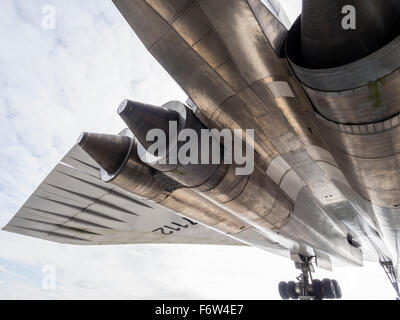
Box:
left=117, top=99, right=180, bottom=151
left=77, top=132, right=132, bottom=174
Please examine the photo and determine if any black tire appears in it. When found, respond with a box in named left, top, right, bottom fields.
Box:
left=312, top=279, right=324, bottom=300
left=331, top=280, right=342, bottom=299
left=278, top=281, right=290, bottom=300
left=322, top=278, right=335, bottom=299
left=287, top=281, right=299, bottom=299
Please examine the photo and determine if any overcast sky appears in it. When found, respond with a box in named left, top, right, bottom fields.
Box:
left=0, top=0, right=395, bottom=299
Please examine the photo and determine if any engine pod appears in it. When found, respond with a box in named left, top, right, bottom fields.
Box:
left=286, top=2, right=400, bottom=208
left=118, top=99, right=221, bottom=188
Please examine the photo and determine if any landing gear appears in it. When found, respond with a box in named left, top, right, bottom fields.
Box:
left=311, top=279, right=324, bottom=300
left=278, top=281, right=290, bottom=300
left=287, top=281, right=299, bottom=299
left=321, top=278, right=336, bottom=299
left=278, top=254, right=342, bottom=300
left=331, top=279, right=342, bottom=299
left=278, top=280, right=300, bottom=299
left=379, top=259, right=400, bottom=300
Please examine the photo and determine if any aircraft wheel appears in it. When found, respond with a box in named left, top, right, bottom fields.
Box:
left=322, top=278, right=335, bottom=299
left=331, top=280, right=342, bottom=299
left=278, top=281, right=290, bottom=300
left=287, top=281, right=299, bottom=299
left=312, top=279, right=324, bottom=300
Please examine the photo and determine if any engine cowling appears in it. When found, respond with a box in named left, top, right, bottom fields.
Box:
left=286, top=0, right=400, bottom=208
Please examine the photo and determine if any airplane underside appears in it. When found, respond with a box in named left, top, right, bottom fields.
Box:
left=4, top=0, right=400, bottom=299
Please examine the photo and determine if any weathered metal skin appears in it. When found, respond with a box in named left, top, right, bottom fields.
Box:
left=288, top=22, right=400, bottom=124
left=112, top=145, right=291, bottom=234
left=77, top=132, right=132, bottom=174
left=313, top=114, right=400, bottom=208
left=116, top=100, right=294, bottom=231
left=78, top=129, right=294, bottom=236
left=118, top=99, right=221, bottom=188
left=301, top=0, right=400, bottom=68
left=81, top=132, right=248, bottom=235
left=287, top=3, right=400, bottom=209
left=112, top=0, right=325, bottom=168
left=76, top=131, right=296, bottom=255
left=305, top=73, right=400, bottom=125
left=82, top=133, right=169, bottom=203
left=280, top=187, right=363, bottom=266
left=196, top=162, right=292, bottom=231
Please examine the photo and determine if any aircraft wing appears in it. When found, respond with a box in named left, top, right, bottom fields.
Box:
left=2, top=145, right=242, bottom=246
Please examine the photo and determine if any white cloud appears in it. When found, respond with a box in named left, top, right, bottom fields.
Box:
left=280, top=0, right=302, bottom=23
left=0, top=0, right=186, bottom=225
left=0, top=230, right=395, bottom=299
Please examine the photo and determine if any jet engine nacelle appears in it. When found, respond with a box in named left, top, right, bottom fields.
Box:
left=286, top=0, right=400, bottom=208
left=78, top=100, right=294, bottom=236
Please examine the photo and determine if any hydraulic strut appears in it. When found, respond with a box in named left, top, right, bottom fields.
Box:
left=295, top=255, right=315, bottom=297
left=379, top=259, right=400, bottom=300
